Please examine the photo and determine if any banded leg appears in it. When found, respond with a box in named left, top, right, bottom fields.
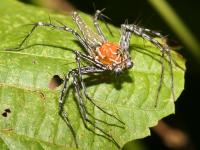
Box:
left=93, top=9, right=107, bottom=41
left=143, top=28, right=176, bottom=102
left=143, top=28, right=175, bottom=103
left=143, top=28, right=164, bottom=38
left=58, top=65, right=105, bottom=147
left=155, top=52, right=165, bottom=107
left=58, top=63, right=105, bottom=147
left=121, top=24, right=175, bottom=106
left=71, top=70, right=120, bottom=148
left=59, top=70, right=78, bottom=148
left=121, top=24, right=167, bottom=51
left=94, top=9, right=114, bottom=38
left=59, top=53, right=123, bottom=147
left=141, top=27, right=174, bottom=103
left=75, top=51, right=125, bottom=127
left=9, top=21, right=92, bottom=53
left=119, top=22, right=132, bottom=52
left=167, top=52, right=175, bottom=101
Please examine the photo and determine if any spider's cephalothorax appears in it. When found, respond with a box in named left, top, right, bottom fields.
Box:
left=11, top=9, right=174, bottom=149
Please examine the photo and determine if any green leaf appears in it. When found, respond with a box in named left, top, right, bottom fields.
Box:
left=0, top=0, right=185, bottom=149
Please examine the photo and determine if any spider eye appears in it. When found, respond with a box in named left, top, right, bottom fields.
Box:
left=114, top=67, right=122, bottom=74
left=126, top=60, right=134, bottom=69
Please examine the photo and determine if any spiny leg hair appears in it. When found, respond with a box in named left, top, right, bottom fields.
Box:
left=59, top=51, right=125, bottom=148
left=9, top=21, right=91, bottom=53
left=121, top=24, right=175, bottom=106
left=70, top=68, right=121, bottom=148
left=93, top=9, right=107, bottom=41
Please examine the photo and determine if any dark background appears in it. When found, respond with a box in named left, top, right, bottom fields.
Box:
left=19, top=0, right=200, bottom=149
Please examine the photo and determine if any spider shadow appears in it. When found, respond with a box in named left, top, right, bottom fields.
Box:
left=130, top=44, right=162, bottom=64
left=83, top=70, right=133, bottom=90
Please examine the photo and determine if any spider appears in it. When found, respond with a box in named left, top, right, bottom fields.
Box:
left=9, top=10, right=174, bottom=148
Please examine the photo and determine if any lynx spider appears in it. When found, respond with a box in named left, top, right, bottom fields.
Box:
left=10, top=9, right=175, bottom=148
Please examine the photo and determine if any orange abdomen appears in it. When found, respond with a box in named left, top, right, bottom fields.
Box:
left=97, top=42, right=121, bottom=65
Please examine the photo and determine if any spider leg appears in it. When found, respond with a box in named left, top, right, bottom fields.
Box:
left=71, top=70, right=120, bottom=148
left=93, top=8, right=113, bottom=37
left=59, top=70, right=78, bottom=148
left=93, top=9, right=107, bottom=41
left=75, top=51, right=125, bottom=127
left=6, top=25, right=38, bottom=51
left=93, top=9, right=114, bottom=40
left=121, top=24, right=175, bottom=106
left=59, top=50, right=124, bottom=148
left=121, top=24, right=166, bottom=51
left=8, top=21, right=93, bottom=54
left=137, top=27, right=175, bottom=102
left=167, top=52, right=175, bottom=101
left=155, top=52, right=165, bottom=107
left=119, top=22, right=132, bottom=52
left=143, top=28, right=164, bottom=38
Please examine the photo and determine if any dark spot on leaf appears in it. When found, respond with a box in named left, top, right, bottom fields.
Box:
left=2, top=108, right=11, bottom=117
left=2, top=112, right=7, bottom=117
left=48, top=75, right=63, bottom=90
left=5, top=108, right=11, bottom=113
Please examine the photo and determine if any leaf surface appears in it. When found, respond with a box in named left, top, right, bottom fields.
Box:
left=0, top=0, right=185, bottom=149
